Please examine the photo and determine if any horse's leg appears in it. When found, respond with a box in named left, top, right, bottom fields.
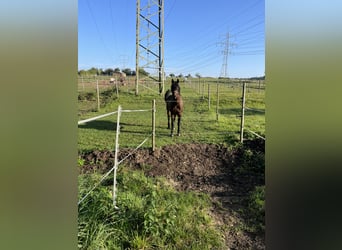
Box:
left=171, top=114, right=175, bottom=137
left=166, top=104, right=170, bottom=129
left=177, top=115, right=181, bottom=136
left=167, top=110, right=170, bottom=129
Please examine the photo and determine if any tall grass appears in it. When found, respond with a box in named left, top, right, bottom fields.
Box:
left=78, top=170, right=225, bottom=249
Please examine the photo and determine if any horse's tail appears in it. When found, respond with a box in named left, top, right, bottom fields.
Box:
left=164, top=89, right=172, bottom=102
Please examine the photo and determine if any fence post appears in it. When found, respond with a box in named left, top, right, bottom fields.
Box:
left=240, top=82, right=247, bottom=143
left=152, top=99, right=156, bottom=151
left=216, top=81, right=219, bottom=121
left=96, top=79, right=100, bottom=111
left=113, top=105, right=122, bottom=208
left=208, top=83, right=210, bottom=110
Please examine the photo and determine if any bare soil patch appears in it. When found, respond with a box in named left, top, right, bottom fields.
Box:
left=80, top=140, right=265, bottom=249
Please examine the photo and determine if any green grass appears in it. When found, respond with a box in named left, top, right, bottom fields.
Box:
left=78, top=80, right=265, bottom=152
left=78, top=169, right=225, bottom=249
left=77, top=78, right=265, bottom=249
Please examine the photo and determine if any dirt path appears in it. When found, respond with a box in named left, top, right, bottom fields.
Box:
left=80, top=141, right=265, bottom=249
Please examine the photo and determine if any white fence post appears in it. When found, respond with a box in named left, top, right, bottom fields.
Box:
left=208, top=83, right=210, bottom=110
left=216, top=81, right=219, bottom=121
left=96, top=80, right=100, bottom=111
left=113, top=105, right=121, bottom=208
left=152, top=99, right=156, bottom=151
left=240, top=82, right=246, bottom=143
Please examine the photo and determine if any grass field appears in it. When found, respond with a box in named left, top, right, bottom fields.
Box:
left=78, top=170, right=226, bottom=249
left=78, top=78, right=265, bottom=152
left=77, top=77, right=265, bottom=249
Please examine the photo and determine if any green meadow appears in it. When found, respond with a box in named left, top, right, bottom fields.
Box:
left=78, top=77, right=265, bottom=249
left=78, top=78, right=265, bottom=152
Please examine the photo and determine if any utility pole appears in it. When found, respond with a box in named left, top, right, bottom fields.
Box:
left=220, top=33, right=229, bottom=78
left=219, top=32, right=236, bottom=78
left=135, top=0, right=140, bottom=95
left=136, top=0, right=164, bottom=95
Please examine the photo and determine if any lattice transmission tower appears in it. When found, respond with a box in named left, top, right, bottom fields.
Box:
left=219, top=32, right=236, bottom=78
left=136, top=0, right=164, bottom=95
left=220, top=33, right=229, bottom=78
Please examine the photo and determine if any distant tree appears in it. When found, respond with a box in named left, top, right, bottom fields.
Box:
left=187, top=73, right=192, bottom=78
left=169, top=73, right=175, bottom=77
left=138, top=68, right=149, bottom=76
left=103, top=68, right=114, bottom=75
left=87, top=67, right=99, bottom=76
left=195, top=73, right=201, bottom=78
left=122, top=68, right=133, bottom=76
left=78, top=70, right=87, bottom=76
left=178, top=73, right=183, bottom=78
left=249, top=76, right=265, bottom=80
left=114, top=68, right=121, bottom=73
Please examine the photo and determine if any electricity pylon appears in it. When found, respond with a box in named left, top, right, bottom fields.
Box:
left=136, top=0, right=164, bottom=95
left=219, top=33, right=230, bottom=78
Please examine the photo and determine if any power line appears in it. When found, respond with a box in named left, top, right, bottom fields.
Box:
left=165, top=0, right=177, bottom=20
left=163, top=1, right=264, bottom=76
left=85, top=0, right=116, bottom=64
left=164, top=0, right=263, bottom=62
left=108, top=0, right=118, bottom=55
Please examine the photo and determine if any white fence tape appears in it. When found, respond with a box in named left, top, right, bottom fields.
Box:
left=246, top=129, right=265, bottom=140
left=78, top=111, right=118, bottom=125
left=121, top=109, right=152, bottom=113
left=78, top=109, right=152, bottom=126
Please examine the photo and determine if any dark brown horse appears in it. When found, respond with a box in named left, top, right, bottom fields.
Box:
left=165, top=80, right=183, bottom=136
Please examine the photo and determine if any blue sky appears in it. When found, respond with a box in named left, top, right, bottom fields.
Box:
left=78, top=0, right=264, bottom=78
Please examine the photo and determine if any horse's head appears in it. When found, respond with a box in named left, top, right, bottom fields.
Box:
left=172, top=78, right=179, bottom=84
left=171, top=78, right=180, bottom=95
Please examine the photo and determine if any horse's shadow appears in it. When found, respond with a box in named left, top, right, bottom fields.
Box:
left=78, top=120, right=116, bottom=131
left=78, top=121, right=148, bottom=131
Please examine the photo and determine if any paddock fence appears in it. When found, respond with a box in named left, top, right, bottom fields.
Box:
left=179, top=78, right=265, bottom=142
left=78, top=77, right=265, bottom=145
left=78, top=76, right=165, bottom=114
left=78, top=101, right=156, bottom=207
left=78, top=79, right=265, bottom=205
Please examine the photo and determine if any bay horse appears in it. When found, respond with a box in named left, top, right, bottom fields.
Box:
left=165, top=79, right=183, bottom=136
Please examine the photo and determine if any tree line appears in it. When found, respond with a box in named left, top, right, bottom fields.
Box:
left=78, top=67, right=199, bottom=79
left=78, top=67, right=150, bottom=77
left=78, top=67, right=264, bottom=80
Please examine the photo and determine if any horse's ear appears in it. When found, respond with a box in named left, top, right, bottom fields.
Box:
left=172, top=79, right=174, bottom=83
left=176, top=79, right=179, bottom=83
